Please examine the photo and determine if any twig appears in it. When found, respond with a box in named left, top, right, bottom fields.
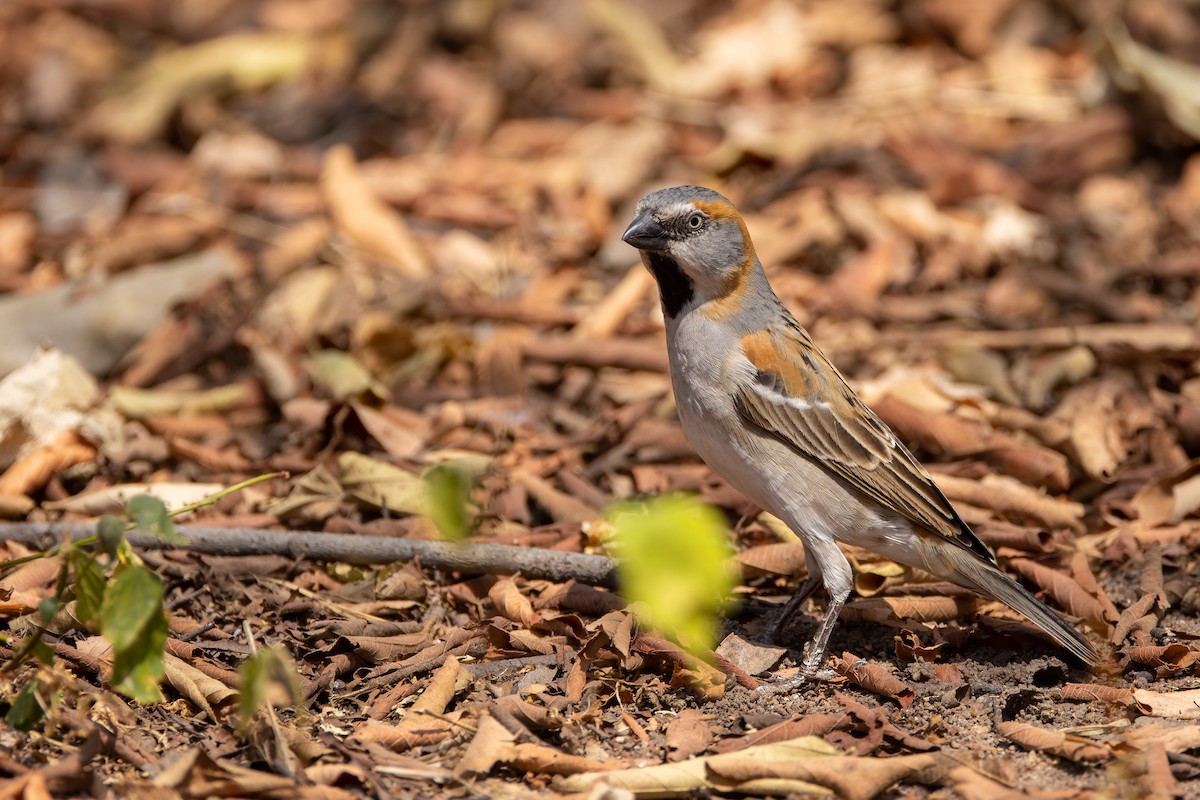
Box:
left=0, top=472, right=287, bottom=571
left=460, top=653, right=565, bottom=679
left=0, top=523, right=620, bottom=587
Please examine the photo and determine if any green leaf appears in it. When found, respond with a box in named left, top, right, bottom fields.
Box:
left=5, top=679, right=44, bottom=731
left=101, top=565, right=163, bottom=651
left=609, top=494, right=737, bottom=659
left=31, top=638, right=55, bottom=666
left=100, top=564, right=167, bottom=703
left=423, top=463, right=473, bottom=541
left=304, top=349, right=385, bottom=402
left=126, top=494, right=186, bottom=544
left=111, top=611, right=167, bottom=704
left=71, top=550, right=106, bottom=627
left=238, top=646, right=303, bottom=732
left=97, top=515, right=126, bottom=558
left=38, top=597, right=59, bottom=625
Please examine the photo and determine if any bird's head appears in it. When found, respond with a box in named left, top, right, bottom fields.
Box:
left=621, top=185, right=757, bottom=318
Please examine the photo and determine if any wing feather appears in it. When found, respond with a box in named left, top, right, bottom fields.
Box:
left=737, top=324, right=996, bottom=565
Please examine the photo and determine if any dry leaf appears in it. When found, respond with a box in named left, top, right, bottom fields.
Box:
left=1131, top=460, right=1200, bottom=526
left=321, top=144, right=428, bottom=278
left=831, top=652, right=915, bottom=707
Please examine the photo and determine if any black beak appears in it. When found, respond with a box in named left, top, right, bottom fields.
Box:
left=621, top=214, right=670, bottom=251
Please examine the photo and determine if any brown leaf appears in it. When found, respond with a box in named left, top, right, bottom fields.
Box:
left=320, top=144, right=428, bottom=278
left=933, top=473, right=1084, bottom=530
left=828, top=238, right=905, bottom=310
left=1139, top=543, right=1170, bottom=611
left=0, top=429, right=96, bottom=497
left=487, top=578, right=541, bottom=627
left=1131, top=459, right=1200, bottom=527
left=507, top=742, right=615, bottom=775
left=1132, top=687, right=1200, bottom=719
left=712, top=713, right=845, bottom=754
left=666, top=709, right=712, bottom=762
left=1060, top=682, right=1134, bottom=704
left=1063, top=378, right=1127, bottom=481
left=1068, top=550, right=1121, bottom=624
left=735, top=541, right=806, bottom=577
left=715, top=632, right=787, bottom=677
left=844, top=595, right=976, bottom=624
left=894, top=629, right=945, bottom=662
left=996, top=721, right=1111, bottom=764
left=454, top=713, right=516, bottom=779
left=1008, top=559, right=1110, bottom=633
left=162, top=653, right=238, bottom=722
left=1124, top=643, right=1198, bottom=674
left=1113, top=593, right=1159, bottom=645
left=832, top=652, right=915, bottom=707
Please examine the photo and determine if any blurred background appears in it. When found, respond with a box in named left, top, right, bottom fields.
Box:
left=0, top=0, right=1198, bottom=522
left=4, top=4, right=1200, bottom=792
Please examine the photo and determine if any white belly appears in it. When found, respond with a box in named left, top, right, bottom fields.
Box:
left=664, top=319, right=923, bottom=565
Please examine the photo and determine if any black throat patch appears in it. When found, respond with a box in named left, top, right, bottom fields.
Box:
left=645, top=252, right=694, bottom=318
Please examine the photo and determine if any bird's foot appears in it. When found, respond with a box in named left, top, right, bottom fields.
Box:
left=756, top=668, right=838, bottom=693
left=756, top=655, right=837, bottom=693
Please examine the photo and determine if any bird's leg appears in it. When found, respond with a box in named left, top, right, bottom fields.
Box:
left=771, top=572, right=820, bottom=640
left=758, top=538, right=852, bottom=692
left=800, top=588, right=848, bottom=679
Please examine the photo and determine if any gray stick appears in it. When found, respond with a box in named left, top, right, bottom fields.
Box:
left=0, top=523, right=619, bottom=588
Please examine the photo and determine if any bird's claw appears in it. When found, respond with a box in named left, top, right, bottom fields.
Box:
left=755, top=662, right=837, bottom=693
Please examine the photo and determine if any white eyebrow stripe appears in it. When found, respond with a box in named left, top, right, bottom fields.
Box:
left=660, top=202, right=698, bottom=219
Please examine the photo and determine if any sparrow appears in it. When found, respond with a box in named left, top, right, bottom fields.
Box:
left=621, top=185, right=1099, bottom=679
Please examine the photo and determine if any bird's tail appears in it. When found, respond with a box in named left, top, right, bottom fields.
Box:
left=942, top=547, right=1099, bottom=667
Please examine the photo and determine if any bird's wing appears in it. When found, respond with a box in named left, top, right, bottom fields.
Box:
left=734, top=321, right=996, bottom=565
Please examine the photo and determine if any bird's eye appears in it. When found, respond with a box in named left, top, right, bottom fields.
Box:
left=687, top=214, right=704, bottom=230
